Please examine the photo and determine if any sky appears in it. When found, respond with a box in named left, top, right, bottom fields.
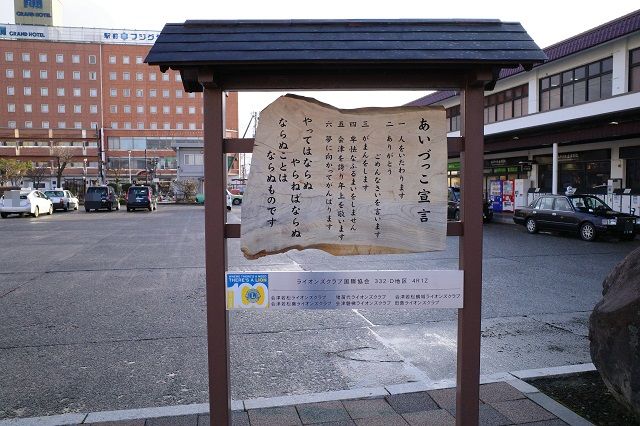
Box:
left=1, top=1, right=638, bottom=134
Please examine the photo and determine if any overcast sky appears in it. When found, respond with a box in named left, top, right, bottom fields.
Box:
left=2, top=1, right=638, bottom=133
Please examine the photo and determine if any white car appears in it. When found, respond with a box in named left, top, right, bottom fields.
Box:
left=44, top=189, right=76, bottom=211
left=0, top=189, right=54, bottom=218
left=64, top=190, right=79, bottom=211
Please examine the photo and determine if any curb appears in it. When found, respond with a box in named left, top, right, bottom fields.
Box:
left=0, top=363, right=597, bottom=426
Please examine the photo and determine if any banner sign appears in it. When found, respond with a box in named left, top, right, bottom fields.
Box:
left=226, top=270, right=463, bottom=310
left=241, top=94, right=448, bottom=259
left=0, top=23, right=159, bottom=44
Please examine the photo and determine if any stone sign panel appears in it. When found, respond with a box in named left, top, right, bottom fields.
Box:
left=241, top=95, right=447, bottom=259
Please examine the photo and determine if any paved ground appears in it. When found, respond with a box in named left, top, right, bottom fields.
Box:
left=0, top=205, right=637, bottom=420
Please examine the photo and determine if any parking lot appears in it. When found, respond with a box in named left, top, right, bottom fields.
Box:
left=1, top=205, right=639, bottom=419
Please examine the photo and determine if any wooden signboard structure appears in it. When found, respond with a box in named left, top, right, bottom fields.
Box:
left=146, top=19, right=545, bottom=425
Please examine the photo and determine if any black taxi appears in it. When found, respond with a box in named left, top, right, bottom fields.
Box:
left=513, top=194, right=639, bottom=241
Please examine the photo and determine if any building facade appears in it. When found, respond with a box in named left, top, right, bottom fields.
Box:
left=409, top=10, right=640, bottom=212
left=0, top=22, right=238, bottom=192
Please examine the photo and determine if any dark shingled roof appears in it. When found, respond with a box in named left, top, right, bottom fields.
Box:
left=412, top=9, right=640, bottom=106
left=145, top=19, right=545, bottom=91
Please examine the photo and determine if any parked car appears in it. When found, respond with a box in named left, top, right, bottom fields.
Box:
left=1, top=189, right=53, bottom=218
left=126, top=185, right=157, bottom=212
left=65, top=190, right=79, bottom=210
left=85, top=185, right=120, bottom=212
left=447, top=187, right=493, bottom=223
left=513, top=194, right=640, bottom=241
left=227, top=190, right=243, bottom=206
left=43, top=189, right=73, bottom=211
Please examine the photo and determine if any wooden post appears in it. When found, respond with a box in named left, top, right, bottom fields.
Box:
left=203, top=86, right=231, bottom=425
left=456, top=81, right=485, bottom=425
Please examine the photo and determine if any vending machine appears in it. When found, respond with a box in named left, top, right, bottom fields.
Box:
left=490, top=180, right=503, bottom=212
left=514, top=179, right=532, bottom=208
left=501, top=180, right=515, bottom=212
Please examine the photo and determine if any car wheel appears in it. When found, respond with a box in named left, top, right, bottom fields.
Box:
left=33, top=207, right=39, bottom=218
left=148, top=205, right=153, bottom=211
left=63, top=203, right=68, bottom=212
left=74, top=204, right=78, bottom=211
left=48, top=205, right=53, bottom=215
left=0, top=212, right=7, bottom=218
left=116, top=202, right=120, bottom=211
left=621, top=233, right=636, bottom=241
left=85, top=207, right=90, bottom=212
left=232, top=198, right=241, bottom=206
left=580, top=222, right=597, bottom=242
left=454, top=210, right=460, bottom=221
left=525, top=217, right=538, bottom=234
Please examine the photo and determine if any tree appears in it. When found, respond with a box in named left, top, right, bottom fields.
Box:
left=0, top=158, right=31, bottom=186
left=24, top=163, right=49, bottom=189
left=50, top=146, right=76, bottom=187
left=172, top=179, right=198, bottom=202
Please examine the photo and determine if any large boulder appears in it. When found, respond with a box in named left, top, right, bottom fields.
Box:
left=589, top=246, right=640, bottom=416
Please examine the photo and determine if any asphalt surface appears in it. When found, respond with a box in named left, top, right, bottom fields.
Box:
left=1, top=204, right=638, bottom=419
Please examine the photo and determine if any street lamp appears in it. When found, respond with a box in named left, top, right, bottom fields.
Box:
left=83, top=158, right=87, bottom=195
left=128, top=150, right=132, bottom=184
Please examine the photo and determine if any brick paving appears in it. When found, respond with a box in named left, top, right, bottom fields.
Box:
left=74, top=381, right=576, bottom=425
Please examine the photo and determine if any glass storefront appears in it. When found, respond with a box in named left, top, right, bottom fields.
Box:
left=535, top=149, right=610, bottom=193
left=483, top=157, right=528, bottom=198
left=620, top=145, right=640, bottom=191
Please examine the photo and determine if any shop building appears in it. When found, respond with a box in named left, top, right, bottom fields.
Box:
left=0, top=20, right=238, bottom=191
left=409, top=9, right=640, bottom=212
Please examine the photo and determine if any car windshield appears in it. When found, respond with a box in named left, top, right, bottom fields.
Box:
left=569, top=195, right=611, bottom=211
left=45, top=191, right=64, bottom=197
left=130, top=188, right=149, bottom=196
left=87, top=187, right=108, bottom=196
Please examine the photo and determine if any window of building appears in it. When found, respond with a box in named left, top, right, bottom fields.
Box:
left=6, top=69, right=14, bottom=78
left=42, top=121, right=49, bottom=129
left=109, top=71, right=117, bottom=80
left=484, top=84, right=529, bottom=124
left=89, top=71, right=97, bottom=80
left=109, top=55, right=116, bottom=64
left=124, top=122, right=131, bottom=129
left=446, top=105, right=460, bottom=132
left=7, top=86, right=14, bottom=95
left=123, top=105, right=131, bottom=113
left=136, top=72, right=143, bottom=81
left=123, top=56, right=130, bottom=64
left=136, top=89, right=144, bottom=97
left=161, top=89, right=169, bottom=98
left=24, top=86, right=32, bottom=96
left=73, top=88, right=81, bottom=97
left=58, top=104, right=65, bottom=113
left=110, top=88, right=117, bottom=97
left=24, top=104, right=32, bottom=113
left=150, top=122, right=157, bottom=129
left=25, top=121, right=33, bottom=128
left=162, top=106, right=170, bottom=114
left=149, top=73, right=157, bottom=81
left=111, top=122, right=118, bottom=129
left=189, top=122, right=196, bottom=130
left=149, top=89, right=157, bottom=97
left=176, top=122, right=184, bottom=129
left=150, top=106, right=157, bottom=114
left=630, top=47, right=640, bottom=92
left=123, top=72, right=130, bottom=81
left=23, top=69, right=31, bottom=78
left=89, top=88, right=97, bottom=97
left=176, top=106, right=183, bottom=114
left=57, top=88, right=65, bottom=96
left=40, top=87, right=48, bottom=96
left=162, top=73, right=170, bottom=81
left=163, top=122, right=170, bottom=129
left=58, top=121, right=66, bottom=128
left=188, top=92, right=196, bottom=98
left=90, top=121, right=98, bottom=129
left=136, top=105, right=144, bottom=113
left=175, top=73, right=181, bottom=82
left=39, top=69, right=47, bottom=79
left=7, top=104, right=16, bottom=113
left=137, top=122, right=144, bottom=129
left=38, top=53, right=47, bottom=62
left=110, top=105, right=118, bottom=113
left=88, top=55, right=97, bottom=64
left=22, top=52, right=30, bottom=62
left=136, top=56, right=143, bottom=64
left=184, top=153, right=204, bottom=165
left=8, top=121, right=16, bottom=128
left=41, top=104, right=49, bottom=113
left=188, top=106, right=196, bottom=114
left=73, top=71, right=80, bottom=80
left=90, top=105, right=98, bottom=114
left=74, top=122, right=82, bottom=129
left=175, top=90, right=183, bottom=98
left=72, top=54, right=80, bottom=64
left=540, top=57, right=613, bottom=112
left=56, top=70, right=64, bottom=79
left=56, top=54, right=64, bottom=63
left=74, top=105, right=82, bottom=113
left=5, top=52, right=13, bottom=61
